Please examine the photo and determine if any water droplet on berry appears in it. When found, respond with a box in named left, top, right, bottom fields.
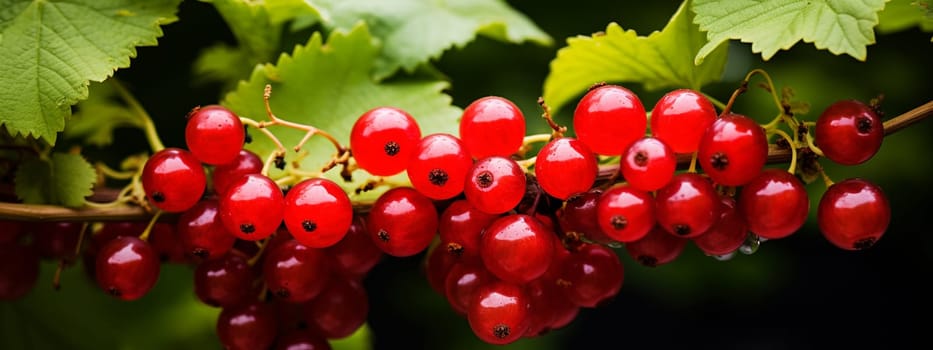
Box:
left=739, top=233, right=760, bottom=255
left=711, top=251, right=736, bottom=261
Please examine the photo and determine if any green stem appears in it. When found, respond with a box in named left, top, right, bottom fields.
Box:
left=701, top=92, right=727, bottom=111
left=110, top=80, right=165, bottom=153
left=771, top=129, right=797, bottom=174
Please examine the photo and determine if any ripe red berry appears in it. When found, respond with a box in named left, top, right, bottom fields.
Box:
left=304, top=277, right=369, bottom=339
left=459, top=96, right=526, bottom=159
left=693, top=196, right=748, bottom=256
left=0, top=221, right=24, bottom=245
left=142, top=148, right=206, bottom=212
left=220, top=174, right=285, bottom=241
left=177, top=199, right=236, bottom=261
left=95, top=236, right=160, bottom=300
left=650, top=89, right=718, bottom=154
left=464, top=156, right=526, bottom=214
left=407, top=133, right=472, bottom=200
left=186, top=105, right=245, bottom=165
left=326, top=215, right=383, bottom=278
left=438, top=200, right=499, bottom=262
left=444, top=262, right=495, bottom=315
left=263, top=239, right=331, bottom=303
left=350, top=107, right=421, bottom=176
left=275, top=330, right=332, bottom=350
left=596, top=185, right=655, bottom=242
left=655, top=173, right=719, bottom=238
left=697, top=113, right=768, bottom=186
left=525, top=278, right=578, bottom=337
left=557, top=244, right=624, bottom=308
left=818, top=179, right=890, bottom=250
left=620, top=137, right=677, bottom=191
left=534, top=137, right=597, bottom=200
left=573, top=84, right=647, bottom=155
left=32, top=221, right=82, bottom=259
left=367, top=187, right=438, bottom=257
left=194, top=253, right=255, bottom=307
left=425, top=242, right=459, bottom=295
left=283, top=178, right=353, bottom=248
left=625, top=226, right=687, bottom=267
left=217, top=302, right=278, bottom=350
left=467, top=281, right=531, bottom=345
left=0, top=243, right=39, bottom=300
left=557, top=189, right=615, bottom=244
left=815, top=100, right=884, bottom=165
left=212, top=149, right=263, bottom=196
left=739, top=169, right=809, bottom=240
left=147, top=222, right=186, bottom=263
left=480, top=214, right=555, bottom=284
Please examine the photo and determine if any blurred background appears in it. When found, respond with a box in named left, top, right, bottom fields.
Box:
left=3, top=0, right=932, bottom=348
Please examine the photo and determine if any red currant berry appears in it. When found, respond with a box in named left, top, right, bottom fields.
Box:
left=148, top=222, right=186, bottom=263
left=621, top=137, right=676, bottom=191
left=444, top=262, right=495, bottom=315
left=220, top=174, right=284, bottom=241
left=650, top=89, right=718, bottom=153
left=186, top=105, right=244, bottom=165
left=263, top=239, right=330, bottom=303
left=0, top=243, right=39, bottom=300
left=557, top=244, right=624, bottom=308
left=407, top=133, right=472, bottom=200
left=697, top=113, right=768, bottom=186
left=596, top=185, right=655, bottom=242
left=275, top=330, right=332, bottom=350
left=212, top=149, right=262, bottom=196
left=350, top=107, right=421, bottom=176
left=693, top=196, right=748, bottom=256
left=534, top=137, right=597, bottom=200
left=655, top=173, right=719, bottom=238
left=815, top=100, right=884, bottom=165
left=217, top=302, right=278, bottom=350
left=326, top=215, right=383, bottom=278
left=557, top=189, right=615, bottom=244
left=625, top=226, right=687, bottom=267
left=0, top=221, right=24, bottom=245
left=480, top=214, right=555, bottom=284
left=194, top=253, right=255, bottom=307
left=32, top=221, right=82, bottom=259
left=459, top=96, right=526, bottom=159
left=95, top=236, right=160, bottom=300
left=304, top=276, right=369, bottom=339
left=177, top=199, right=236, bottom=261
left=818, top=179, right=890, bottom=250
left=464, top=156, right=526, bottom=214
left=284, top=178, right=352, bottom=248
left=738, top=169, right=809, bottom=240
left=438, top=200, right=498, bottom=262
left=142, top=148, right=206, bottom=212
left=525, top=278, right=578, bottom=337
left=573, top=84, right=647, bottom=155
left=425, top=242, right=459, bottom=294
left=467, top=281, right=530, bottom=345
left=367, top=187, right=438, bottom=257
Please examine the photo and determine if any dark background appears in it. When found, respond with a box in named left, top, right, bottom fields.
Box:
left=5, top=1, right=933, bottom=349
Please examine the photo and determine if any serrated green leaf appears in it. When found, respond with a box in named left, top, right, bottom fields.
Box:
left=222, top=24, right=461, bottom=201
left=693, top=0, right=887, bottom=63
left=14, top=152, right=96, bottom=207
left=0, top=0, right=182, bottom=144
left=209, top=0, right=281, bottom=60
left=64, top=81, right=142, bottom=146
left=264, top=0, right=322, bottom=26
left=542, top=1, right=728, bottom=114
left=302, top=0, right=552, bottom=79
left=878, top=0, right=933, bottom=41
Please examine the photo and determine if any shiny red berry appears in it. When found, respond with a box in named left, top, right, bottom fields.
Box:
left=444, top=262, right=495, bottom=315
left=367, top=187, right=438, bottom=257
left=95, top=236, right=160, bottom=300
left=558, top=244, right=624, bottom=308
left=739, top=169, right=809, bottom=240
left=350, top=107, right=421, bottom=176
left=263, top=239, right=330, bottom=303
left=212, top=149, right=262, bottom=196
left=464, top=156, right=526, bottom=214
left=620, top=137, right=676, bottom=191
left=697, top=113, right=768, bottom=186
left=596, top=185, right=655, bottom=242
left=438, top=200, right=499, bottom=262
left=480, top=214, right=555, bottom=284
left=326, top=215, right=383, bottom=278
left=655, top=173, right=719, bottom=238
left=650, top=89, right=718, bottom=154
left=573, top=84, right=647, bottom=155
left=220, top=174, right=284, bottom=241
left=815, top=100, right=884, bottom=165
left=534, top=137, right=597, bottom=200
left=186, top=105, right=244, bottom=165
left=283, top=178, right=352, bottom=248
left=557, top=189, right=615, bottom=244
left=217, top=302, right=278, bottom=350
left=142, top=148, right=206, bottom=212
left=304, top=277, right=369, bottom=339
left=818, top=179, right=890, bottom=250
left=407, top=133, right=472, bottom=200
left=177, top=199, right=236, bottom=261
left=625, top=226, right=687, bottom=267
left=693, top=196, right=748, bottom=256
left=467, top=281, right=531, bottom=345
left=194, top=253, right=255, bottom=307
left=459, top=96, right=526, bottom=159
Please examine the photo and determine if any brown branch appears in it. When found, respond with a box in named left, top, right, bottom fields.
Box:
left=0, top=101, right=930, bottom=222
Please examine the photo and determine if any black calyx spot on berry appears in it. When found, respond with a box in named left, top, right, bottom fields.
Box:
left=302, top=220, right=317, bottom=232
left=637, top=255, right=658, bottom=267
left=108, top=287, right=122, bottom=297
left=673, top=224, right=691, bottom=236
left=853, top=237, right=876, bottom=250
left=610, top=215, right=628, bottom=230
left=633, top=151, right=649, bottom=166
left=151, top=192, right=165, bottom=203
left=857, top=117, right=873, bottom=134
left=275, top=288, right=290, bottom=299
left=492, top=324, right=511, bottom=339
left=377, top=229, right=390, bottom=242
left=710, top=152, right=729, bottom=170
left=476, top=171, right=494, bottom=188
left=384, top=141, right=400, bottom=156
left=446, top=242, right=464, bottom=257
left=192, top=248, right=209, bottom=259
left=240, top=223, right=256, bottom=234
left=428, top=168, right=449, bottom=186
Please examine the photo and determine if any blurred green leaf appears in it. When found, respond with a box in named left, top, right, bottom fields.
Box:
left=877, top=0, right=933, bottom=41
left=542, top=1, right=727, bottom=114
left=14, top=153, right=96, bottom=207
left=222, top=23, right=462, bottom=201
left=65, top=82, right=142, bottom=147
left=693, top=0, right=887, bottom=63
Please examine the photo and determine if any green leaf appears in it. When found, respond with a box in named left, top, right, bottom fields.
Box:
left=222, top=23, right=462, bottom=201
left=0, top=0, right=182, bottom=144
left=191, top=43, right=254, bottom=89
left=302, top=0, right=552, bottom=79
left=877, top=0, right=933, bottom=41
left=14, top=152, right=96, bottom=207
left=209, top=0, right=281, bottom=60
left=693, top=0, right=887, bottom=63
left=542, top=1, right=728, bottom=114
left=64, top=81, right=142, bottom=147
